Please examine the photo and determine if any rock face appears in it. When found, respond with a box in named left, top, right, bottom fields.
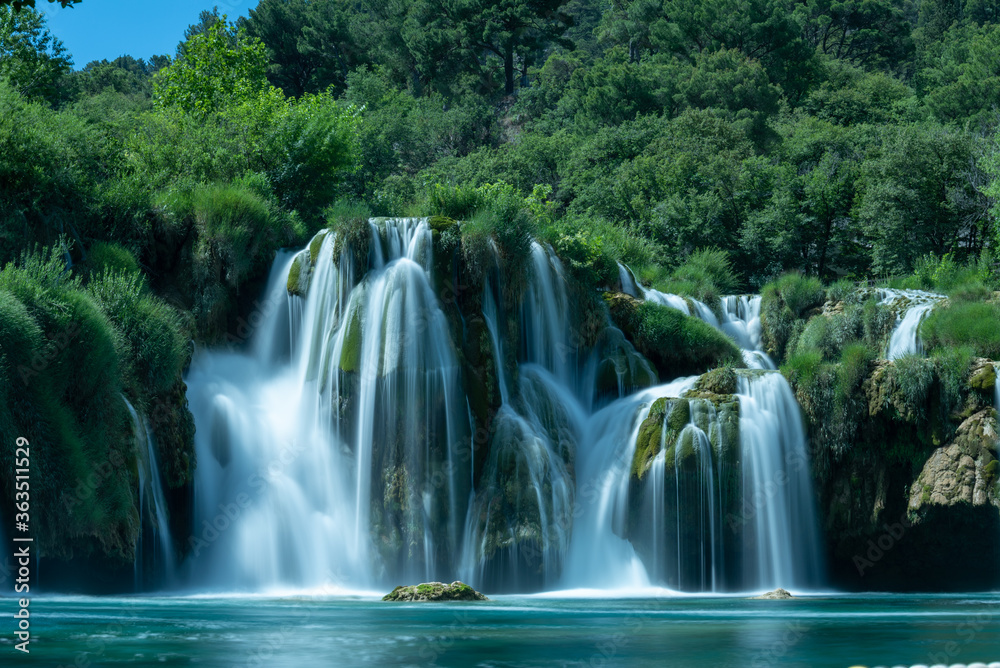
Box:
left=809, top=356, right=1000, bottom=591
left=382, top=581, right=488, bottom=602
left=751, top=588, right=793, bottom=599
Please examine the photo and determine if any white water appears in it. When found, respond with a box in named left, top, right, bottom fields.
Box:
left=186, top=219, right=471, bottom=591
left=878, top=289, right=945, bottom=360
left=737, top=373, right=823, bottom=589
left=182, top=223, right=824, bottom=594
left=124, top=397, right=176, bottom=589
left=561, top=378, right=698, bottom=590
left=620, top=266, right=774, bottom=370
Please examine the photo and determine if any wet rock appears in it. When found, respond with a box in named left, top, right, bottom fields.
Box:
left=382, top=581, right=488, bottom=602
left=751, top=588, right=793, bottom=599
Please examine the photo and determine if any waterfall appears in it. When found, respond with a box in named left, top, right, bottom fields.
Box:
left=561, top=377, right=698, bottom=591
left=878, top=289, right=944, bottom=360
left=720, top=296, right=776, bottom=370
left=124, top=396, right=176, bottom=590
left=182, top=224, right=825, bottom=594
left=737, top=373, right=823, bottom=590
left=186, top=219, right=471, bottom=591
left=620, top=266, right=774, bottom=370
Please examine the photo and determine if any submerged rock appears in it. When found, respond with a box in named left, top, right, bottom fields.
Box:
left=382, top=581, right=488, bottom=602
left=751, top=588, right=793, bottom=600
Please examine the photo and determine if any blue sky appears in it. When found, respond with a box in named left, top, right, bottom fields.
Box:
left=42, top=0, right=255, bottom=68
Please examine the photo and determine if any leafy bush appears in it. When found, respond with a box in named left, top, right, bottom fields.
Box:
left=656, top=248, right=739, bottom=304
left=88, top=269, right=189, bottom=396
left=921, top=301, right=1000, bottom=359
left=889, top=355, right=935, bottom=420
left=836, top=343, right=874, bottom=398
left=0, top=248, right=138, bottom=562
left=87, top=242, right=140, bottom=277
left=761, top=272, right=827, bottom=362
left=932, top=345, right=973, bottom=420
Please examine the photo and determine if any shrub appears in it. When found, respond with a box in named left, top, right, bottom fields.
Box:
left=826, top=277, right=857, bottom=304
left=761, top=272, right=827, bottom=362
left=0, top=247, right=138, bottom=563
left=88, top=269, right=189, bottom=396
left=947, top=281, right=991, bottom=303
left=836, top=343, right=875, bottom=399
left=932, top=345, right=973, bottom=420
left=656, top=248, right=739, bottom=305
left=921, top=301, right=1000, bottom=359
left=87, top=242, right=140, bottom=277
left=889, top=355, right=935, bottom=419
left=607, top=295, right=742, bottom=378
left=782, top=349, right=824, bottom=386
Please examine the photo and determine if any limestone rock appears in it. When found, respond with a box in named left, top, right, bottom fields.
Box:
left=751, top=588, right=793, bottom=599
left=382, top=581, right=488, bottom=602
left=908, top=408, right=999, bottom=512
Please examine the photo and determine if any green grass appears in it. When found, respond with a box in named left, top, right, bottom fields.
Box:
left=631, top=301, right=743, bottom=375
left=921, top=301, right=1000, bottom=359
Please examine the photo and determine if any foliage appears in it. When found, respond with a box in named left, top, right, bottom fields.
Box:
left=921, top=300, right=1000, bottom=359
left=0, top=6, right=70, bottom=104
left=153, top=17, right=270, bottom=116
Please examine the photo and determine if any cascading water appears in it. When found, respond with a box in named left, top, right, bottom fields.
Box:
left=183, top=223, right=824, bottom=594
left=565, top=370, right=822, bottom=592
left=186, top=219, right=471, bottom=591
left=878, top=289, right=944, bottom=360
left=124, top=397, right=176, bottom=590
left=620, top=265, right=775, bottom=369
left=720, top=296, right=776, bottom=370
left=736, top=373, right=824, bottom=589
left=561, top=377, right=699, bottom=591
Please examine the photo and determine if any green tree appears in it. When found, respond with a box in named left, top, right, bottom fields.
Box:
left=0, top=5, right=70, bottom=104
left=244, top=0, right=361, bottom=97
left=795, top=0, right=913, bottom=70
left=408, top=0, right=575, bottom=96
left=0, top=0, right=80, bottom=9
left=153, top=16, right=270, bottom=116
left=854, top=123, right=984, bottom=274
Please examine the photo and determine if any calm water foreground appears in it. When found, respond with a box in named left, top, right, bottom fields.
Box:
left=1, top=592, right=998, bottom=667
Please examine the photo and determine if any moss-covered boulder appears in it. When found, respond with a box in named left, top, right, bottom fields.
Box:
left=605, top=292, right=742, bottom=379
left=382, top=581, right=488, bottom=602
left=969, top=359, right=996, bottom=394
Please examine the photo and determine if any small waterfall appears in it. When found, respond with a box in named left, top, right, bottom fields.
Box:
left=720, top=296, right=776, bottom=370
left=619, top=266, right=774, bottom=369
left=737, top=373, right=823, bottom=590
left=617, top=263, right=641, bottom=298
left=878, top=289, right=944, bottom=360
left=124, top=397, right=176, bottom=590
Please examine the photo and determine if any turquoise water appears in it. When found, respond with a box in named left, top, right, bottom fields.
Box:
left=1, top=593, right=998, bottom=667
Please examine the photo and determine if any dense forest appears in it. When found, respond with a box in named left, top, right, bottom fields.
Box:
left=2, top=0, right=1000, bottom=590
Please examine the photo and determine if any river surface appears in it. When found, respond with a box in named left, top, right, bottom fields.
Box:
left=2, top=593, right=998, bottom=667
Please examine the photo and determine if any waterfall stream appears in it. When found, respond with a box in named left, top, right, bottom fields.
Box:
left=878, top=289, right=945, bottom=360
left=124, top=396, right=176, bottom=590
left=183, top=220, right=825, bottom=593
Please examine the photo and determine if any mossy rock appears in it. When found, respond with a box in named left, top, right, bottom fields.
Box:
left=382, top=580, right=488, bottom=602
left=339, top=298, right=364, bottom=373
left=633, top=398, right=669, bottom=479
left=428, top=215, right=458, bottom=233
left=695, top=366, right=738, bottom=395
left=309, top=230, right=328, bottom=265
left=970, top=362, right=996, bottom=394
left=667, top=397, right=691, bottom=432
left=286, top=251, right=310, bottom=297
left=605, top=292, right=743, bottom=378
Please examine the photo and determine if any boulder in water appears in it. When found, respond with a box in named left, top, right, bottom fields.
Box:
left=382, top=581, right=488, bottom=602
left=751, top=588, right=793, bottom=600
